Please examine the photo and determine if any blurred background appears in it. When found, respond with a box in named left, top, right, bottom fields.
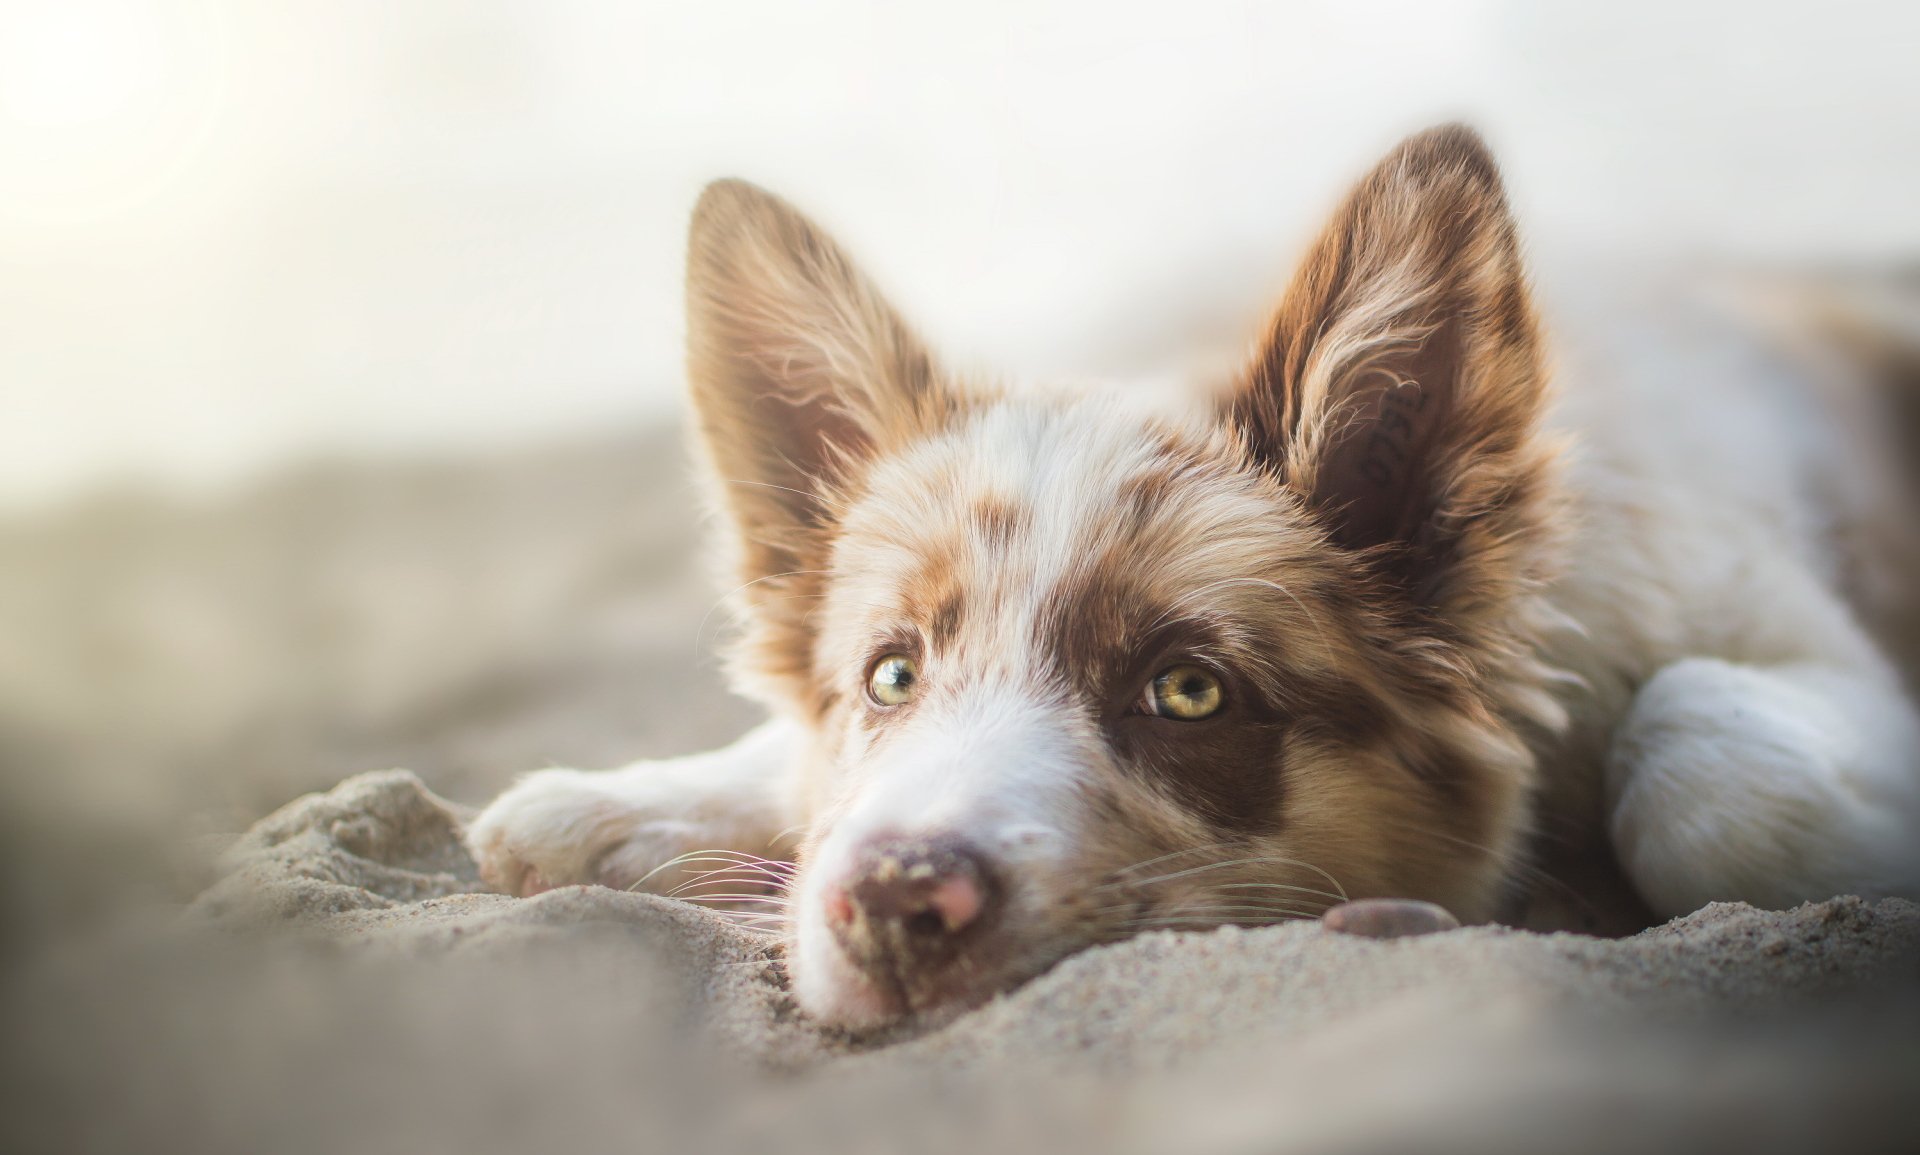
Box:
left=3, top=0, right=1919, bottom=931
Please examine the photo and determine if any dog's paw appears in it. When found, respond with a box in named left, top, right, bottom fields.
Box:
left=1606, top=658, right=1912, bottom=916
left=464, top=769, right=710, bottom=897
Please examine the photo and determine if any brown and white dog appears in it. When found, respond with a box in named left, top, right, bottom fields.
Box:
left=466, top=126, right=1920, bottom=1030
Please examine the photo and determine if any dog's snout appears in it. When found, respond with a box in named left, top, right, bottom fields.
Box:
left=825, top=836, right=997, bottom=975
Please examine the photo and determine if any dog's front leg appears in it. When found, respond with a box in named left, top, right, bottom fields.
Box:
left=1605, top=657, right=1920, bottom=918
left=464, top=719, right=806, bottom=897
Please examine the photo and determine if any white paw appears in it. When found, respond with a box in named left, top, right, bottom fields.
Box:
left=1606, top=658, right=1912, bottom=917
left=464, top=769, right=713, bottom=898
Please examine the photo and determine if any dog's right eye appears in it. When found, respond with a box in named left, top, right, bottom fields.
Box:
left=867, top=654, right=919, bottom=706
left=1142, top=664, right=1225, bottom=720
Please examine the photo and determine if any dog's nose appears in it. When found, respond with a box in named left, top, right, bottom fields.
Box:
left=824, top=836, right=996, bottom=966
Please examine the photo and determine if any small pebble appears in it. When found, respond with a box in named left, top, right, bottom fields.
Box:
left=1321, top=898, right=1461, bottom=939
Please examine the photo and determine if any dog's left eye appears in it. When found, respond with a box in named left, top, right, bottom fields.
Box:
left=1141, top=664, right=1225, bottom=720
left=867, top=654, right=919, bottom=706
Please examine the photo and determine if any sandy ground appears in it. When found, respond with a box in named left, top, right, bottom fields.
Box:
left=5, top=767, right=1917, bottom=1154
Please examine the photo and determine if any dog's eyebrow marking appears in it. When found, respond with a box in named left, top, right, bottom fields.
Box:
left=1112, top=442, right=1193, bottom=523
left=890, top=530, right=969, bottom=644
left=969, top=497, right=1026, bottom=548
left=929, top=590, right=965, bottom=642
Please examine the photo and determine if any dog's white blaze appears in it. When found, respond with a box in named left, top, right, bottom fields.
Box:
left=823, top=687, right=1091, bottom=871
left=791, top=684, right=1092, bottom=1026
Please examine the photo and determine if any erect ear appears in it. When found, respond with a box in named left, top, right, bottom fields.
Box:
left=1230, top=125, right=1555, bottom=609
left=685, top=179, right=957, bottom=706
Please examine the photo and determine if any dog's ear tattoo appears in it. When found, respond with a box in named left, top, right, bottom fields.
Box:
left=685, top=180, right=961, bottom=709
left=1230, top=125, right=1556, bottom=609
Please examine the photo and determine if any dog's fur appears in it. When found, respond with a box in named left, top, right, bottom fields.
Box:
left=465, top=126, right=1920, bottom=1030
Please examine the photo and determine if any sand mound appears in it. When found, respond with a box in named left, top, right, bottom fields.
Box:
left=9, top=769, right=1919, bottom=1155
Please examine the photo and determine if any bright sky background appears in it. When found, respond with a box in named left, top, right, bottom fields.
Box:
left=4, top=0, right=1918, bottom=509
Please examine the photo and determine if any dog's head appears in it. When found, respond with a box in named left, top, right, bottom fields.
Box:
left=686, top=126, right=1567, bottom=1030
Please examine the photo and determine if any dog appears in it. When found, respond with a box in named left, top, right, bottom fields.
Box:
left=465, top=125, right=1920, bottom=1031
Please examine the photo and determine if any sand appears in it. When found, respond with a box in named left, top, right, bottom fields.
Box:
left=8, top=767, right=1912, bottom=1154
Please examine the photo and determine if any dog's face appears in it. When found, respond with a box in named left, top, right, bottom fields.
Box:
left=686, top=127, right=1566, bottom=1030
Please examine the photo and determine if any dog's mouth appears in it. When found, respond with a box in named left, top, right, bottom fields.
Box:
left=801, top=922, right=1096, bottom=1034
left=781, top=859, right=1124, bottom=1032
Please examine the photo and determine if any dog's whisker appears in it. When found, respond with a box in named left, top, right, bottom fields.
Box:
left=1173, top=576, right=1334, bottom=653
left=693, top=565, right=834, bottom=655
left=1099, top=841, right=1245, bottom=884
left=667, top=855, right=790, bottom=873
left=1429, top=829, right=1585, bottom=903
left=1100, top=855, right=1284, bottom=889
left=689, top=859, right=798, bottom=881
left=673, top=859, right=795, bottom=879
left=680, top=891, right=792, bottom=903
left=1121, top=911, right=1318, bottom=926
left=689, top=905, right=788, bottom=918
left=672, top=882, right=790, bottom=901
left=628, top=849, right=763, bottom=890
left=685, top=873, right=791, bottom=892
left=669, top=867, right=788, bottom=883
left=1120, top=913, right=1316, bottom=931
left=1142, top=898, right=1326, bottom=918
left=635, top=851, right=795, bottom=885
left=672, top=884, right=791, bottom=901
left=1372, top=818, right=1597, bottom=919
left=1098, top=899, right=1327, bottom=919
left=674, top=858, right=797, bottom=881
left=701, top=591, right=830, bottom=652
left=1094, top=895, right=1331, bottom=923
left=1209, top=881, right=1348, bottom=904
left=662, top=878, right=781, bottom=899
left=1107, top=855, right=1349, bottom=901
left=718, top=478, right=847, bottom=514
left=667, top=877, right=791, bottom=900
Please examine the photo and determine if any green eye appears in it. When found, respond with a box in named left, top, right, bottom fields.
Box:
left=867, top=654, right=919, bottom=706
left=1145, top=664, right=1224, bottom=720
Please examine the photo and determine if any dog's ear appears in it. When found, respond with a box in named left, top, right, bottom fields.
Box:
left=686, top=180, right=956, bottom=706
left=1229, top=125, right=1555, bottom=608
